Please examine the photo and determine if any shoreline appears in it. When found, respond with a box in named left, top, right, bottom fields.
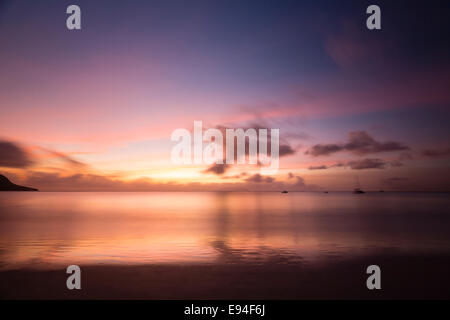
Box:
left=1, top=253, right=450, bottom=299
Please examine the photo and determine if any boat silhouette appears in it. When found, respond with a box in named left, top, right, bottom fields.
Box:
left=352, top=175, right=365, bottom=194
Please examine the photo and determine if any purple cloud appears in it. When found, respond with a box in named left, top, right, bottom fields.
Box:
left=203, top=163, right=230, bottom=175
left=305, top=131, right=409, bottom=157
left=422, top=148, right=450, bottom=158
left=245, top=173, right=275, bottom=183
left=347, top=158, right=387, bottom=170
left=308, top=165, right=328, bottom=170
left=0, top=141, right=32, bottom=168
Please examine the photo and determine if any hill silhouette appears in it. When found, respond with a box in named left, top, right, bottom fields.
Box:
left=0, top=174, right=38, bottom=191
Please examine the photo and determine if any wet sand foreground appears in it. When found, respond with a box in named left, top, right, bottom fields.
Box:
left=1, top=253, right=450, bottom=300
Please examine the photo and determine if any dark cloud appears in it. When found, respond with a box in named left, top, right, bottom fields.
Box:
left=330, top=162, right=345, bottom=168
left=305, top=131, right=409, bottom=157
left=245, top=173, right=275, bottom=183
left=279, top=144, right=296, bottom=157
left=305, top=144, right=342, bottom=157
left=0, top=141, right=88, bottom=170
left=345, top=131, right=408, bottom=155
left=347, top=158, right=387, bottom=170
left=214, top=123, right=297, bottom=161
left=239, top=171, right=317, bottom=190
left=203, top=163, right=230, bottom=175
left=422, top=148, right=450, bottom=158
left=308, top=165, right=328, bottom=170
left=308, top=158, right=405, bottom=171
left=0, top=140, right=32, bottom=168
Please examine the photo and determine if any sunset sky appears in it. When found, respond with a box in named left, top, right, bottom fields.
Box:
left=0, top=0, right=449, bottom=191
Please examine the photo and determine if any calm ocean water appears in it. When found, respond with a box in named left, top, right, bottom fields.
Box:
left=0, top=192, right=449, bottom=270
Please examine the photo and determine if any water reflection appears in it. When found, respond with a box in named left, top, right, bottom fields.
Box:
left=0, top=192, right=449, bottom=270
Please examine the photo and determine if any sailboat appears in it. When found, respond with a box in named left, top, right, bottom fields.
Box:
left=353, top=175, right=365, bottom=194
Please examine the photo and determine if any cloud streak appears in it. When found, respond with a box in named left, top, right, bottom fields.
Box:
left=203, top=163, right=230, bottom=175
left=308, top=158, right=404, bottom=171
left=346, top=158, right=387, bottom=170
left=308, top=165, right=328, bottom=170
left=38, top=147, right=87, bottom=168
left=305, top=131, right=409, bottom=157
left=422, top=148, right=450, bottom=158
left=245, top=173, right=274, bottom=183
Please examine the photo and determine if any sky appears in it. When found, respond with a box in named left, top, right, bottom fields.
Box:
left=0, top=0, right=449, bottom=191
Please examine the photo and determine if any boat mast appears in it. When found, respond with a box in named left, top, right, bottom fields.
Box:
left=355, top=174, right=361, bottom=189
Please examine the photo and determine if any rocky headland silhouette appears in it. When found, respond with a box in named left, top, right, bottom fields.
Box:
left=0, top=174, right=38, bottom=191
